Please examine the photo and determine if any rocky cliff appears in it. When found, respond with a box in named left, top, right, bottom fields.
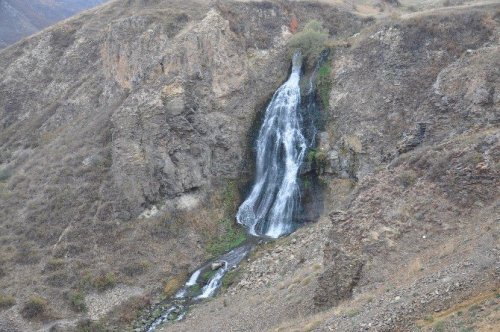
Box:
left=0, top=1, right=368, bottom=330
left=0, top=0, right=498, bottom=331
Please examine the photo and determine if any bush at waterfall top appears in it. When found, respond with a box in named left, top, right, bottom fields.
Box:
left=288, top=20, right=329, bottom=66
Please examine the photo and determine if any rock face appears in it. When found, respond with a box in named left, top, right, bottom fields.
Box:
left=314, top=3, right=499, bottom=324
left=314, top=212, right=363, bottom=308
left=325, top=7, right=498, bottom=179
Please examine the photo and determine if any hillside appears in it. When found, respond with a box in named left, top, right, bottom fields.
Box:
left=0, top=0, right=106, bottom=49
left=0, top=0, right=498, bottom=331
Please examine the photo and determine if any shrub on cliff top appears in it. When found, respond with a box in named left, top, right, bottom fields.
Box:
left=288, top=20, right=329, bottom=65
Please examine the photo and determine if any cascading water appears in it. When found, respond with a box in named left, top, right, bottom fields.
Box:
left=236, top=51, right=307, bottom=238
left=140, top=50, right=326, bottom=332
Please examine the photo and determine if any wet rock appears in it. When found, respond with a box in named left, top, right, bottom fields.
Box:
left=211, top=261, right=225, bottom=270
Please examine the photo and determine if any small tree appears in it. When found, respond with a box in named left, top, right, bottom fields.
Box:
left=288, top=20, right=329, bottom=66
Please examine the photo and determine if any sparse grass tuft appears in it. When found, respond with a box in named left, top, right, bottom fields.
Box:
left=92, top=272, right=118, bottom=292
left=468, top=304, right=481, bottom=311
left=67, top=291, right=86, bottom=312
left=44, top=258, right=65, bottom=272
left=163, top=276, right=184, bottom=298
left=346, top=308, right=361, bottom=317
left=0, top=294, right=15, bottom=309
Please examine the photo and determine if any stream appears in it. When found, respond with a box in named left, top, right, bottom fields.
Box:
left=139, top=50, right=325, bottom=332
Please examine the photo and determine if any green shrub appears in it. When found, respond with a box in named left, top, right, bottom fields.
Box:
left=21, top=296, right=49, bottom=320
left=187, top=283, right=201, bottom=296
left=93, top=272, right=117, bottom=292
left=307, top=149, right=328, bottom=172
left=288, top=20, right=329, bottom=65
left=0, top=294, right=15, bottom=309
left=67, top=291, right=86, bottom=312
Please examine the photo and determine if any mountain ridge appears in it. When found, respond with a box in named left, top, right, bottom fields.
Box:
left=0, top=0, right=106, bottom=49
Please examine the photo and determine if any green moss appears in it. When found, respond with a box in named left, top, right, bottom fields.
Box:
left=207, top=218, right=247, bottom=257
left=206, top=181, right=247, bottom=257
left=187, top=283, right=201, bottom=296
left=201, top=270, right=217, bottom=284
left=317, top=62, right=332, bottom=110
left=307, top=148, right=328, bottom=173
left=222, top=269, right=241, bottom=290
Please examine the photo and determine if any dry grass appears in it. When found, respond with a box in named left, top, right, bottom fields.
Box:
left=163, top=274, right=187, bottom=298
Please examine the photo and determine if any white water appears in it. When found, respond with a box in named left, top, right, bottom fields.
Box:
left=237, top=51, right=307, bottom=238
left=195, top=261, right=227, bottom=299
left=174, top=268, right=202, bottom=298
left=146, top=307, right=177, bottom=332
left=186, top=269, right=201, bottom=286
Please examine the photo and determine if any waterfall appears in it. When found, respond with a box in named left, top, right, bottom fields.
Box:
left=140, top=51, right=326, bottom=331
left=236, top=51, right=307, bottom=238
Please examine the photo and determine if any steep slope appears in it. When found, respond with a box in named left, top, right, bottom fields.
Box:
left=158, top=3, right=499, bottom=332
left=0, top=1, right=369, bottom=330
left=0, top=0, right=106, bottom=49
